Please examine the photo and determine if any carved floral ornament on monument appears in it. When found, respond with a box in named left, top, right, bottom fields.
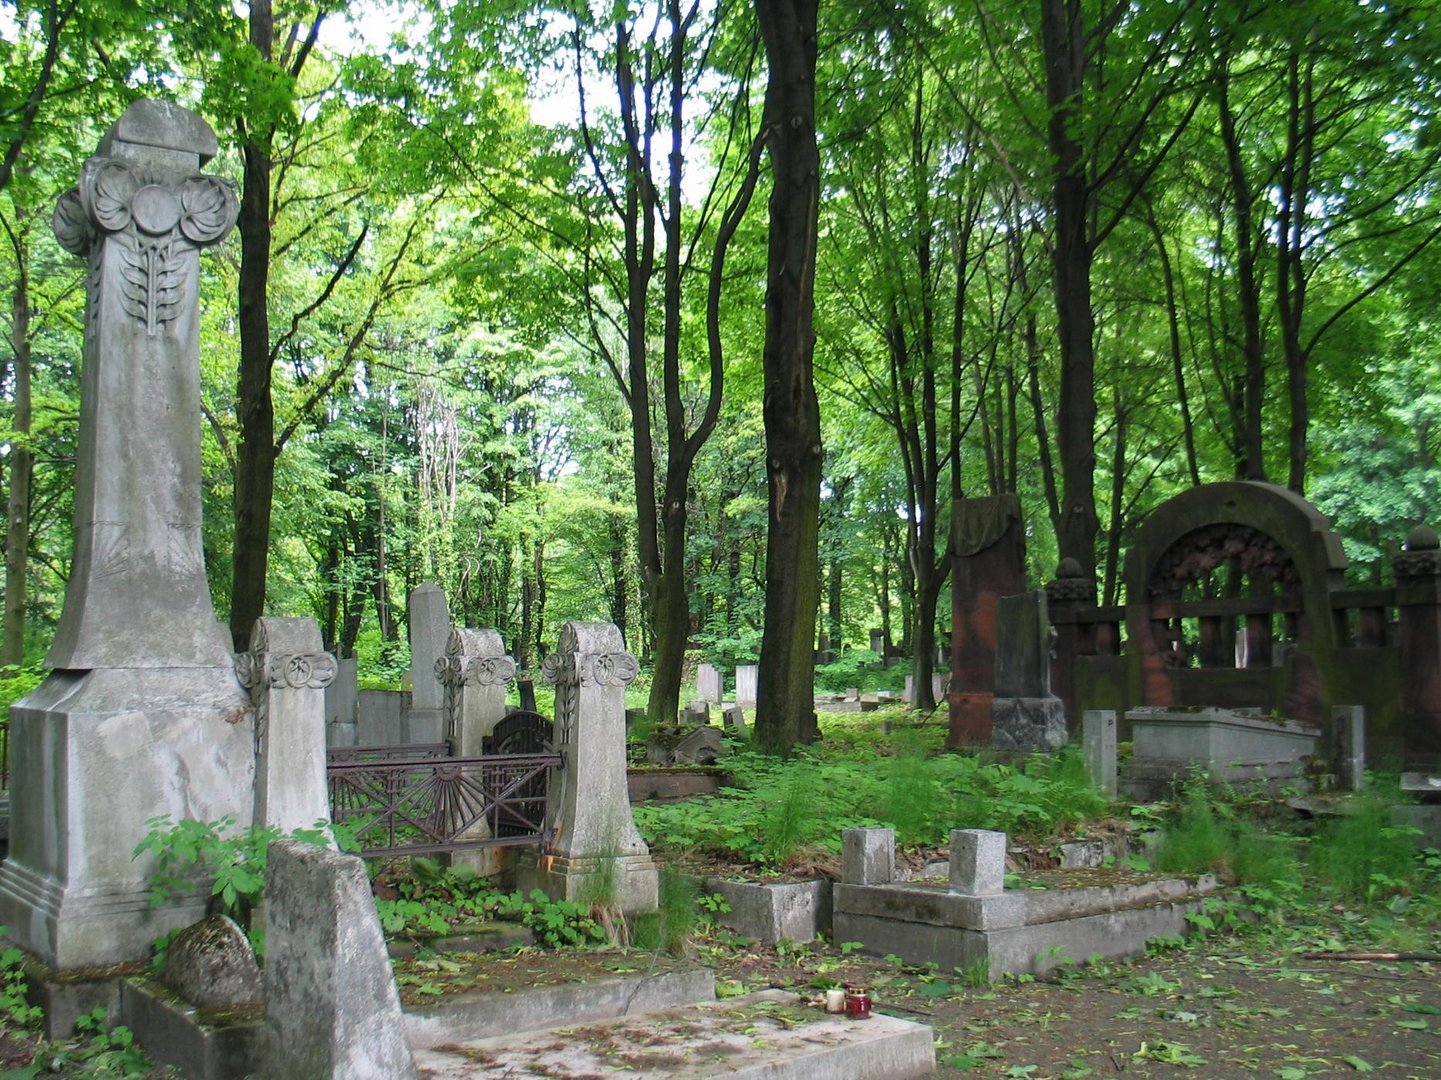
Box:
left=53, top=159, right=237, bottom=335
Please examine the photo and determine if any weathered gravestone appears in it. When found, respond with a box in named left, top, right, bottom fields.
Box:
left=949, top=495, right=1028, bottom=746
left=265, top=840, right=416, bottom=1079
left=990, top=591, right=1067, bottom=752
left=407, top=583, right=450, bottom=743
left=434, top=627, right=516, bottom=875
left=696, top=662, right=723, bottom=704
left=0, top=101, right=257, bottom=969
left=736, top=664, right=759, bottom=707
left=324, top=656, right=359, bottom=748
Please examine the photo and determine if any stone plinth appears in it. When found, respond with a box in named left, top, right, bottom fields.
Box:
left=0, top=100, right=254, bottom=970
left=991, top=696, right=1067, bottom=752
left=843, top=828, right=895, bottom=886
left=1082, top=709, right=1118, bottom=798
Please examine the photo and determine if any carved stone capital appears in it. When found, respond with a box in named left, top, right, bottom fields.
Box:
left=236, top=650, right=337, bottom=692
left=435, top=653, right=516, bottom=688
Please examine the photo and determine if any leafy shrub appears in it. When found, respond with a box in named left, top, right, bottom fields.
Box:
left=813, top=649, right=883, bottom=693
left=133, top=816, right=338, bottom=953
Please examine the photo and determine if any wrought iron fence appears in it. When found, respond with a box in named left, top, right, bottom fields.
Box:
left=328, top=751, right=562, bottom=858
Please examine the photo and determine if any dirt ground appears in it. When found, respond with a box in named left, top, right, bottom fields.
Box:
left=702, top=925, right=1441, bottom=1078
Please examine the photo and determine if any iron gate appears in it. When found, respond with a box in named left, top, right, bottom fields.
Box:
left=327, top=712, right=560, bottom=858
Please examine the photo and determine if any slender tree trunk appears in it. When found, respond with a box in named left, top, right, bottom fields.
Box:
left=230, top=0, right=278, bottom=651
left=1040, top=0, right=1099, bottom=575
left=3, top=236, right=32, bottom=667
left=1216, top=61, right=1267, bottom=481
left=754, top=0, right=822, bottom=753
left=1146, top=205, right=1201, bottom=486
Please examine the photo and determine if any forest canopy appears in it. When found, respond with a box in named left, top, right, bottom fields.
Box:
left=3, top=0, right=1439, bottom=743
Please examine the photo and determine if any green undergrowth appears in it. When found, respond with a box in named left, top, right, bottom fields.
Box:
left=632, top=743, right=1108, bottom=869
left=375, top=858, right=607, bottom=948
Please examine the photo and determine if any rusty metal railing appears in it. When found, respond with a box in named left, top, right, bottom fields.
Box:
left=327, top=751, right=561, bottom=858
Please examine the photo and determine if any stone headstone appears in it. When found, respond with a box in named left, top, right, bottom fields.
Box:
left=0, top=100, right=255, bottom=969
left=521, top=622, right=658, bottom=913
left=995, top=591, right=1052, bottom=698
left=265, top=840, right=416, bottom=1079
left=407, top=583, right=450, bottom=743
left=325, top=657, right=359, bottom=748
left=683, top=700, right=711, bottom=726
left=949, top=829, right=1006, bottom=896
left=696, top=663, right=723, bottom=704
left=869, top=628, right=885, bottom=654
left=163, top=914, right=262, bottom=1009
left=736, top=664, right=758, bottom=707
left=1082, top=709, right=1118, bottom=799
left=842, top=827, right=895, bottom=886
left=723, top=706, right=747, bottom=737
left=357, top=689, right=408, bottom=745
left=435, top=628, right=515, bottom=755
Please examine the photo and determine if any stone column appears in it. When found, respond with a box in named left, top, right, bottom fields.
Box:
left=0, top=101, right=255, bottom=970
left=434, top=628, right=516, bottom=876
left=236, top=618, right=337, bottom=836
left=518, top=622, right=658, bottom=913
left=436, top=628, right=516, bottom=756
left=406, top=583, right=450, bottom=744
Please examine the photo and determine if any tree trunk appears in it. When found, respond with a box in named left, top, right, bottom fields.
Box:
left=754, top=0, right=822, bottom=754
left=229, top=0, right=278, bottom=651
left=3, top=234, right=32, bottom=667
left=1040, top=0, right=1099, bottom=575
left=1216, top=60, right=1267, bottom=482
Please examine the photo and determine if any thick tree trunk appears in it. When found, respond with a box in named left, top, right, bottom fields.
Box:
left=3, top=242, right=32, bottom=667
left=754, top=0, right=822, bottom=754
left=1040, top=0, right=1099, bottom=575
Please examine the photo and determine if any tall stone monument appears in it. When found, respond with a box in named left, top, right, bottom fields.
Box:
left=0, top=101, right=256, bottom=969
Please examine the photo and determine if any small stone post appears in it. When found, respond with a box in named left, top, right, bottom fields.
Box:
left=949, top=829, right=1006, bottom=896
left=1333, top=704, right=1365, bottom=791
left=236, top=617, right=337, bottom=836
left=520, top=622, right=658, bottom=913
left=406, top=583, right=450, bottom=743
left=1082, top=709, right=1118, bottom=799
left=264, top=841, right=416, bottom=1079
left=842, top=828, right=895, bottom=885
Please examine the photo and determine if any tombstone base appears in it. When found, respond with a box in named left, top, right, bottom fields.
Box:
left=0, top=667, right=254, bottom=970
left=405, top=706, right=445, bottom=745
left=991, top=696, right=1068, bottom=753
left=946, top=692, right=994, bottom=748
left=514, top=851, right=659, bottom=914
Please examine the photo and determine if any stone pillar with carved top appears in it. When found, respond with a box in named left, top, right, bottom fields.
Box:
left=435, top=628, right=516, bottom=757
left=237, top=618, right=337, bottom=836
left=435, top=628, right=516, bottom=876
left=0, top=101, right=256, bottom=970
left=517, top=622, right=658, bottom=913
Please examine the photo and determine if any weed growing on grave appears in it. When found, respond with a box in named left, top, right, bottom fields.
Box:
left=13, top=1007, right=156, bottom=1078
left=134, top=815, right=341, bottom=952
left=372, top=861, right=606, bottom=949
left=631, top=867, right=701, bottom=955
left=1309, top=795, right=1421, bottom=903
left=0, top=930, right=41, bottom=1031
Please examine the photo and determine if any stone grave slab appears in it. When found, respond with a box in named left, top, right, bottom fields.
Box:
left=411, top=989, right=935, bottom=1079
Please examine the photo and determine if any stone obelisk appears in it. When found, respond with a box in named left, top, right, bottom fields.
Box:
left=0, top=101, right=257, bottom=969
